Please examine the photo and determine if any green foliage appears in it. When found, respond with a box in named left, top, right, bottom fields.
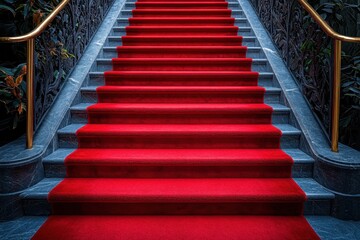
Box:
left=0, top=63, right=27, bottom=129
left=306, top=0, right=360, bottom=149
left=0, top=0, right=74, bottom=129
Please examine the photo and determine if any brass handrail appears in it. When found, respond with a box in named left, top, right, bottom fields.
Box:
left=298, top=0, right=360, bottom=152
left=0, top=0, right=70, bottom=149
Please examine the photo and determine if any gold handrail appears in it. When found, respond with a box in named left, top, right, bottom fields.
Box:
left=0, top=0, right=70, bottom=149
left=298, top=0, right=360, bottom=152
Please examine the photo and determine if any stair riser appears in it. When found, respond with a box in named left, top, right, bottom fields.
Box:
left=111, top=27, right=253, bottom=36
left=84, top=112, right=273, bottom=124
left=116, top=18, right=249, bottom=27
left=106, top=36, right=258, bottom=47
left=81, top=89, right=278, bottom=104
left=109, top=62, right=253, bottom=72
left=43, top=162, right=313, bottom=178
left=51, top=202, right=303, bottom=215
left=22, top=198, right=327, bottom=216
left=89, top=73, right=274, bottom=87
left=102, top=48, right=263, bottom=58
left=65, top=165, right=293, bottom=178
left=125, top=3, right=239, bottom=9
left=96, top=60, right=270, bottom=72
left=73, top=112, right=288, bottom=125
left=58, top=133, right=299, bottom=149
left=125, top=10, right=245, bottom=18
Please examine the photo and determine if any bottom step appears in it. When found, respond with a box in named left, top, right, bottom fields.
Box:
left=32, top=215, right=320, bottom=240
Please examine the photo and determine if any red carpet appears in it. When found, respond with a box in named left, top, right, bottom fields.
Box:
left=33, top=0, right=320, bottom=239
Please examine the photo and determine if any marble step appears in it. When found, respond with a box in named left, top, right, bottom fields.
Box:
left=94, top=58, right=271, bottom=72
left=56, top=123, right=301, bottom=149
left=115, top=17, right=250, bottom=27
left=110, top=26, right=254, bottom=37
left=105, top=35, right=260, bottom=47
left=3, top=215, right=358, bottom=240
left=87, top=71, right=276, bottom=87
left=43, top=148, right=314, bottom=178
left=99, top=46, right=264, bottom=58
left=119, top=9, right=246, bottom=18
left=20, top=177, right=333, bottom=216
left=123, top=2, right=240, bottom=10
left=80, top=85, right=282, bottom=104
left=69, top=102, right=289, bottom=125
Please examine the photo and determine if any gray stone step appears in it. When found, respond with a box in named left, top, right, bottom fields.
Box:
left=56, top=123, right=301, bottom=149
left=94, top=58, right=271, bottom=72
left=20, top=177, right=333, bottom=216
left=119, top=9, right=246, bottom=18
left=115, top=17, right=250, bottom=27
left=123, top=2, right=240, bottom=10
left=105, top=35, right=260, bottom=47
left=100, top=46, right=264, bottom=58
left=80, top=85, right=281, bottom=103
left=87, top=71, right=276, bottom=87
left=110, top=26, right=254, bottom=37
left=42, top=148, right=314, bottom=178
left=2, top=215, right=359, bottom=240
left=69, top=102, right=289, bottom=124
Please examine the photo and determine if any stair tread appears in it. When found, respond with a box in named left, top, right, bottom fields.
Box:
left=81, top=85, right=276, bottom=91
left=21, top=178, right=332, bottom=200
left=65, top=148, right=293, bottom=166
left=71, top=103, right=288, bottom=112
left=43, top=148, right=314, bottom=165
left=32, top=215, right=319, bottom=240
left=48, top=178, right=305, bottom=202
left=58, top=123, right=300, bottom=135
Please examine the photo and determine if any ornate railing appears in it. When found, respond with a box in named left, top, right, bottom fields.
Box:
left=0, top=0, right=115, bottom=148
left=249, top=0, right=360, bottom=152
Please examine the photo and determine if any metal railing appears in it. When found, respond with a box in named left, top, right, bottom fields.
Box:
left=298, top=0, right=360, bottom=152
left=0, top=0, right=70, bottom=149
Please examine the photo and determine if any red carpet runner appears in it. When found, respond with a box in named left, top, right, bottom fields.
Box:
left=33, top=0, right=320, bottom=239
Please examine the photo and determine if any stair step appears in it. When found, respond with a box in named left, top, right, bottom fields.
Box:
left=111, top=26, right=253, bottom=36
left=96, top=58, right=270, bottom=71
left=125, top=9, right=244, bottom=17
left=73, top=103, right=285, bottom=124
left=117, top=17, right=248, bottom=26
left=47, top=178, right=306, bottom=215
left=57, top=123, right=300, bottom=149
left=61, top=148, right=293, bottom=178
left=101, top=46, right=264, bottom=58
left=31, top=215, right=319, bottom=240
left=43, top=148, right=314, bottom=178
left=70, top=103, right=289, bottom=124
left=80, top=86, right=280, bottom=104
left=21, top=178, right=333, bottom=216
left=106, top=35, right=259, bottom=47
left=123, top=26, right=240, bottom=36
left=126, top=2, right=236, bottom=9
left=88, top=71, right=275, bottom=87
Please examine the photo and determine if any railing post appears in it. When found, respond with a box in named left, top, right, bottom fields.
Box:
left=26, top=39, right=34, bottom=149
left=331, top=39, right=342, bottom=152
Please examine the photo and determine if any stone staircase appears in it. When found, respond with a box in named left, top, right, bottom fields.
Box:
left=20, top=0, right=334, bottom=220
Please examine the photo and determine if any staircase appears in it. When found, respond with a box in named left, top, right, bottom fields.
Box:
left=22, top=0, right=334, bottom=239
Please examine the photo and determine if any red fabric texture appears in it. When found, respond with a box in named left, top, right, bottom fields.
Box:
left=33, top=0, right=320, bottom=239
